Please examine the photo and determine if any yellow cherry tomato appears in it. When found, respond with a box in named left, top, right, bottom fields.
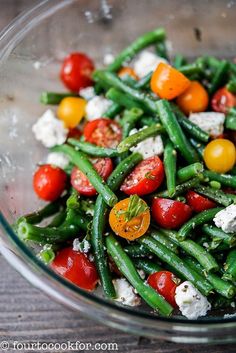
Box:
left=204, top=139, right=236, bottom=173
left=57, top=97, right=86, bottom=128
left=109, top=197, right=150, bottom=241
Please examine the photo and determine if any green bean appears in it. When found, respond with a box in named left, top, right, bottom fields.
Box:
left=47, top=210, right=66, bottom=228
left=179, top=63, right=203, bottom=77
left=231, top=166, right=236, bottom=176
left=52, top=145, right=117, bottom=207
left=134, top=72, right=152, bottom=89
left=38, top=245, right=56, bottom=264
left=40, top=92, right=77, bottom=105
left=68, top=139, right=119, bottom=158
left=107, top=28, right=166, bottom=72
left=155, top=41, right=168, bottom=60
left=189, top=138, right=205, bottom=157
left=156, top=228, right=219, bottom=272
left=194, top=185, right=236, bottom=207
left=106, top=234, right=173, bottom=316
left=230, top=62, right=236, bottom=76
left=209, top=60, right=230, bottom=95
left=154, top=177, right=200, bottom=198
left=139, top=116, right=159, bottom=127
left=104, top=102, right=123, bottom=118
left=226, top=80, right=236, bottom=94
left=177, top=163, right=203, bottom=183
left=202, top=224, right=236, bottom=248
left=223, top=249, right=236, bottom=282
left=226, top=107, right=236, bottom=131
left=178, top=207, right=223, bottom=240
left=120, top=108, right=144, bottom=139
left=209, top=181, right=221, bottom=190
left=133, top=258, right=162, bottom=275
left=124, top=244, right=152, bottom=257
left=121, top=75, right=137, bottom=87
left=106, top=87, right=146, bottom=112
left=156, top=100, right=199, bottom=163
left=185, top=257, right=235, bottom=298
left=150, top=229, right=179, bottom=253
left=163, top=140, right=177, bottom=197
left=173, top=54, right=187, bottom=69
left=203, top=170, right=236, bottom=189
left=138, top=235, right=213, bottom=295
left=117, top=123, right=164, bottom=153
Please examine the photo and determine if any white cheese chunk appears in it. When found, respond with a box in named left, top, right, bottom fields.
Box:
left=129, top=127, right=164, bottom=158
left=85, top=96, right=112, bottom=121
left=133, top=50, right=168, bottom=78
left=189, top=112, right=225, bottom=137
left=32, top=109, right=68, bottom=148
left=175, top=281, right=211, bottom=319
left=113, top=278, right=141, bottom=307
left=46, top=152, right=70, bottom=169
left=79, top=86, right=95, bottom=100
left=73, top=238, right=91, bottom=253
left=103, top=53, right=115, bottom=66
left=214, top=204, right=236, bottom=233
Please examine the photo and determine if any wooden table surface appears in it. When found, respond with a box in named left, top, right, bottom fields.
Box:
left=0, top=1, right=235, bottom=352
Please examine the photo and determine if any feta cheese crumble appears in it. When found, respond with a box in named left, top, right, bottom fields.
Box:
left=189, top=112, right=225, bottom=137
left=73, top=238, right=91, bottom=253
left=103, top=53, right=115, bottom=66
left=214, top=204, right=236, bottom=233
left=175, top=281, right=211, bottom=319
left=85, top=96, right=112, bottom=121
left=129, top=127, right=164, bottom=158
left=133, top=50, right=168, bottom=78
left=32, top=109, right=68, bottom=148
left=79, top=86, right=95, bottom=100
left=113, top=278, right=141, bottom=306
left=46, top=152, right=70, bottom=169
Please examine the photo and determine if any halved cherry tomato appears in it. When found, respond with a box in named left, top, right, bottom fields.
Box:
left=118, top=66, right=139, bottom=80
left=152, top=198, right=192, bottom=229
left=57, top=97, right=86, bottom=128
left=109, top=197, right=150, bottom=240
left=150, top=62, right=190, bottom=100
left=51, top=247, right=98, bottom=291
left=71, top=157, right=113, bottom=196
left=176, top=81, right=209, bottom=115
left=83, top=118, right=122, bottom=148
left=211, top=87, right=236, bottom=114
left=186, top=190, right=216, bottom=213
left=33, top=164, right=67, bottom=201
left=203, top=138, right=236, bottom=173
left=67, top=127, right=82, bottom=140
left=147, top=271, right=180, bottom=307
left=60, top=52, right=94, bottom=92
left=120, top=156, right=165, bottom=196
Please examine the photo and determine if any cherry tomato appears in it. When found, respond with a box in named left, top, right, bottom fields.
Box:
left=33, top=164, right=67, bottom=201
left=60, top=52, right=94, bottom=92
left=176, top=81, right=209, bottom=115
left=109, top=197, right=150, bottom=240
left=211, top=87, right=236, bottom=114
left=147, top=271, right=179, bottom=307
left=67, top=127, right=82, bottom=140
left=51, top=247, right=98, bottom=291
left=203, top=138, right=236, bottom=173
left=152, top=198, right=192, bottom=229
left=83, top=118, right=122, bottom=148
left=71, top=157, right=113, bottom=196
left=57, top=97, right=86, bottom=128
left=118, top=66, right=139, bottom=80
left=150, top=62, right=190, bottom=100
left=186, top=190, right=216, bottom=213
left=120, top=156, right=165, bottom=196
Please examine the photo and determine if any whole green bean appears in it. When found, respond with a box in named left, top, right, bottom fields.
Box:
left=47, top=210, right=66, bottom=228
left=173, top=54, right=187, bottom=69
left=189, top=138, right=205, bottom=157
left=106, top=234, right=173, bottom=316
left=156, top=100, right=199, bottom=163
left=134, top=72, right=152, bottom=89
left=177, top=163, right=203, bottom=183
left=194, top=185, right=236, bottom=207
left=203, top=170, right=236, bottom=189
left=104, top=102, right=123, bottom=118
left=154, top=177, right=200, bottom=198
left=40, top=92, right=77, bottom=105
left=209, top=60, right=229, bottom=95
left=139, top=116, right=159, bottom=127
left=107, top=28, right=166, bottom=72
left=178, top=207, right=223, bottom=240
left=133, top=258, right=162, bottom=275
left=226, top=107, right=236, bottom=131
left=155, top=41, right=168, bottom=60
left=106, top=88, right=147, bottom=112
left=223, top=249, right=236, bottom=282
left=202, top=224, right=236, bottom=248
left=120, top=108, right=144, bottom=139
left=149, top=229, right=178, bottom=253
left=226, top=80, right=236, bottom=94
left=124, top=244, right=152, bottom=258
left=163, top=140, right=177, bottom=197
left=68, top=138, right=119, bottom=158
left=179, top=63, right=203, bottom=77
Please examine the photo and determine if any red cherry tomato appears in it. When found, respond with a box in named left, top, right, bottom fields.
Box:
left=83, top=118, right=122, bottom=148
left=67, top=127, right=82, bottom=140
left=211, top=87, right=236, bottom=114
left=71, top=157, right=113, bottom=196
left=147, top=271, right=179, bottom=307
left=152, top=198, right=192, bottom=229
left=120, top=156, right=165, bottom=196
left=60, top=52, right=94, bottom=92
left=186, top=190, right=216, bottom=213
left=51, top=247, right=98, bottom=291
left=33, top=164, right=67, bottom=201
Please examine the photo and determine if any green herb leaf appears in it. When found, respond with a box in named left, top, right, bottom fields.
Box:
left=124, top=195, right=149, bottom=222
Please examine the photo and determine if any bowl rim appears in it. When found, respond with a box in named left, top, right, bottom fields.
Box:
left=0, top=0, right=235, bottom=334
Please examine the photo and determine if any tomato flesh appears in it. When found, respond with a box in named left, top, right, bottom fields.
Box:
left=186, top=190, right=216, bottom=213
left=120, top=156, right=165, bottom=196
left=71, top=157, right=113, bottom=196
left=84, top=118, right=122, bottom=148
left=51, top=247, right=98, bottom=291
left=211, top=87, right=236, bottom=114
left=148, top=271, right=179, bottom=307
left=33, top=164, right=67, bottom=201
left=152, top=198, right=192, bottom=229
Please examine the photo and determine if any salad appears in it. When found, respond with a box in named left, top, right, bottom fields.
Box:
left=15, top=28, right=236, bottom=319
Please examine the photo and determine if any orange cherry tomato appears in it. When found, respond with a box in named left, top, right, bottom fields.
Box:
left=150, top=62, right=190, bottom=100
left=203, top=139, right=236, bottom=173
left=109, top=197, right=150, bottom=241
left=118, top=66, right=139, bottom=80
left=57, top=97, right=86, bottom=128
left=176, top=81, right=209, bottom=115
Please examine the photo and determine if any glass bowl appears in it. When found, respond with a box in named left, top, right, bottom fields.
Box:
left=0, top=0, right=236, bottom=343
